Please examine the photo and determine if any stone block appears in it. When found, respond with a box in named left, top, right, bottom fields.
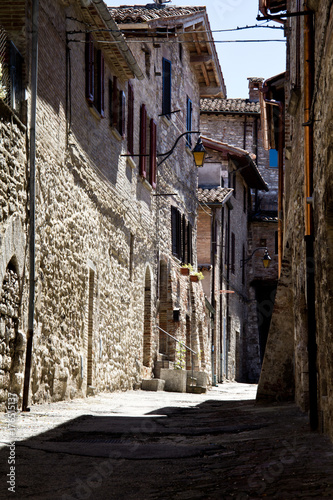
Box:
left=160, top=369, right=187, bottom=393
left=141, top=379, right=165, bottom=392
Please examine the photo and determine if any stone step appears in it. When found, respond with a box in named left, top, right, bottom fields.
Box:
left=141, top=379, right=165, bottom=392
left=186, top=385, right=207, bottom=394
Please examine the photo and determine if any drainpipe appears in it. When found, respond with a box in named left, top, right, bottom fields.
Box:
left=22, top=0, right=39, bottom=411
left=262, top=86, right=284, bottom=277
left=303, top=6, right=318, bottom=431
left=211, top=208, right=216, bottom=385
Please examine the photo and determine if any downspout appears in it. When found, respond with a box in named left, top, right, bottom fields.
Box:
left=219, top=206, right=224, bottom=382
left=211, top=208, right=216, bottom=385
left=304, top=6, right=318, bottom=431
left=262, top=87, right=284, bottom=277
left=22, top=0, right=39, bottom=411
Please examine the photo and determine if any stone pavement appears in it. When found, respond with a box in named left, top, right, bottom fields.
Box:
left=1, top=383, right=333, bottom=499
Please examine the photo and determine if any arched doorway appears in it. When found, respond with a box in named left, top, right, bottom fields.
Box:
left=143, top=267, right=152, bottom=367
left=0, top=259, right=20, bottom=409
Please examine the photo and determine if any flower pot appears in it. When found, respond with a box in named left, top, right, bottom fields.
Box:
left=180, top=267, right=190, bottom=276
left=190, top=275, right=199, bottom=282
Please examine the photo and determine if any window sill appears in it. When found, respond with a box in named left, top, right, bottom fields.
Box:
left=126, top=155, right=136, bottom=169
left=88, top=103, right=104, bottom=121
left=111, top=127, right=123, bottom=141
left=161, top=115, right=171, bottom=127
left=141, top=177, right=153, bottom=192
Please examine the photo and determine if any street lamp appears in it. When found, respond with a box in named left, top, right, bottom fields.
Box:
left=191, top=137, right=206, bottom=168
left=240, top=247, right=272, bottom=269
left=121, top=131, right=206, bottom=168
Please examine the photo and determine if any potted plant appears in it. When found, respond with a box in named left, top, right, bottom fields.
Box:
left=180, top=264, right=193, bottom=276
left=190, top=271, right=204, bottom=282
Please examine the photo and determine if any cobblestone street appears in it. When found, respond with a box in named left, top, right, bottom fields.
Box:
left=1, top=383, right=333, bottom=499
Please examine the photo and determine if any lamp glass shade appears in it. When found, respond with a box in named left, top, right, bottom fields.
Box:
left=192, top=137, right=206, bottom=167
left=262, top=249, right=272, bottom=269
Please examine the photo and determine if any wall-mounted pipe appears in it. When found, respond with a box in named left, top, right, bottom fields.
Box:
left=303, top=5, right=318, bottom=431
left=22, top=0, right=39, bottom=411
left=261, top=87, right=284, bottom=277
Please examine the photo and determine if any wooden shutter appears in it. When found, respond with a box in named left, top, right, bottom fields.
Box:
left=108, top=78, right=113, bottom=126
left=162, top=58, right=171, bottom=117
left=186, top=97, right=192, bottom=147
left=139, top=104, right=147, bottom=178
left=85, top=33, right=94, bottom=104
left=187, top=222, right=193, bottom=265
left=112, top=76, right=118, bottom=127
left=182, top=215, right=186, bottom=264
left=171, top=207, right=177, bottom=256
left=119, top=90, right=126, bottom=136
left=97, top=50, right=104, bottom=117
left=231, top=232, right=235, bottom=274
left=127, top=82, right=134, bottom=155
left=149, top=118, right=157, bottom=189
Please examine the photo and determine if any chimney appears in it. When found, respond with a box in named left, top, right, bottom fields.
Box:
left=248, top=77, right=264, bottom=102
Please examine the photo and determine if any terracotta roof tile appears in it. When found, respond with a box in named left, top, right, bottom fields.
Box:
left=197, top=187, right=233, bottom=204
left=200, top=98, right=260, bottom=114
left=109, top=5, right=206, bottom=24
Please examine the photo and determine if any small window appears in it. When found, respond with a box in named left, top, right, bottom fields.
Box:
left=162, top=58, right=171, bottom=118
left=127, top=82, right=134, bottom=155
left=139, top=103, right=147, bottom=178
left=269, top=149, right=278, bottom=168
left=85, top=34, right=104, bottom=117
left=275, top=231, right=278, bottom=255
left=242, top=245, right=245, bottom=284
left=109, top=76, right=125, bottom=135
left=243, top=186, right=247, bottom=213
left=260, top=238, right=267, bottom=247
left=179, top=43, right=183, bottom=62
left=186, top=96, right=193, bottom=147
left=231, top=232, right=235, bottom=275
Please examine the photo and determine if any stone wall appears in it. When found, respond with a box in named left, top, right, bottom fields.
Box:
left=257, top=0, right=333, bottom=441
left=0, top=0, right=212, bottom=406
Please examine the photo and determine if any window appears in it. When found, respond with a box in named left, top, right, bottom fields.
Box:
left=127, top=82, right=134, bottom=155
left=242, top=245, right=245, bottom=284
left=171, top=207, right=192, bottom=263
left=231, top=232, right=235, bottom=275
left=109, top=76, right=125, bottom=136
left=162, top=58, right=171, bottom=117
left=275, top=231, right=278, bottom=255
left=186, top=96, right=193, bottom=147
left=233, top=172, right=237, bottom=198
left=243, top=186, right=247, bottom=213
left=269, top=148, right=278, bottom=168
left=86, top=34, right=104, bottom=117
left=139, top=104, right=157, bottom=188
left=0, top=26, right=23, bottom=114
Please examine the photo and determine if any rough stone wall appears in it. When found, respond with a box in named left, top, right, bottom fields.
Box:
left=257, top=0, right=333, bottom=442
left=0, top=0, right=212, bottom=406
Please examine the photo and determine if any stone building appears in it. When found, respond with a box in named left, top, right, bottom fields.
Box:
left=109, top=3, right=225, bottom=390
left=0, top=0, right=225, bottom=408
left=197, top=80, right=279, bottom=384
left=256, top=0, right=333, bottom=441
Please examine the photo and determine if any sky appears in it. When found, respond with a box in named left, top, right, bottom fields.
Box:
left=106, top=0, right=286, bottom=98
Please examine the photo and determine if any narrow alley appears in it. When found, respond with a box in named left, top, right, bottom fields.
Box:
left=1, top=383, right=333, bottom=499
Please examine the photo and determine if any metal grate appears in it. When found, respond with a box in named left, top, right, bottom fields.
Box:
left=0, top=25, right=10, bottom=106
